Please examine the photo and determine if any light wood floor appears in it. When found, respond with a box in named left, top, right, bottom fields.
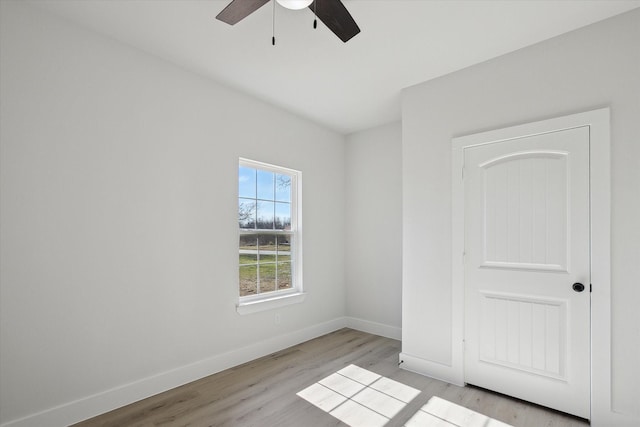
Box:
left=73, top=328, right=589, bottom=427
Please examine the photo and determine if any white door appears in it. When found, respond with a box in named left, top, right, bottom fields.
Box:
left=463, top=126, right=590, bottom=418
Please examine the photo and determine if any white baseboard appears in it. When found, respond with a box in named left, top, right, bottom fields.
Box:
left=398, top=352, right=464, bottom=387
left=1, top=317, right=348, bottom=427
left=345, top=317, right=402, bottom=340
left=592, top=409, right=640, bottom=427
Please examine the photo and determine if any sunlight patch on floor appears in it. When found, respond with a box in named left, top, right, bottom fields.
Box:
left=297, top=364, right=421, bottom=427
left=297, top=365, right=513, bottom=427
left=405, top=395, right=513, bottom=427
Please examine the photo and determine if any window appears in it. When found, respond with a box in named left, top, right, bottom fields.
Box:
left=238, top=159, right=302, bottom=309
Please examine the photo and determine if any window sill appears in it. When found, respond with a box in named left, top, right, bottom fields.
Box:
left=236, top=292, right=306, bottom=315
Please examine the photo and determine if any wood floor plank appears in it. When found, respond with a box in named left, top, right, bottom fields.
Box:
left=73, top=328, right=589, bottom=427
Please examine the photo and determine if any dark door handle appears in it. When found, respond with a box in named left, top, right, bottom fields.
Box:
left=573, top=282, right=585, bottom=292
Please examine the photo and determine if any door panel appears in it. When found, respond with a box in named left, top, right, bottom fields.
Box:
left=464, top=126, right=590, bottom=419
left=479, top=292, right=566, bottom=379
left=481, top=151, right=568, bottom=271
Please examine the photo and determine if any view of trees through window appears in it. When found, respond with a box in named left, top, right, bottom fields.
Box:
left=238, top=163, right=295, bottom=297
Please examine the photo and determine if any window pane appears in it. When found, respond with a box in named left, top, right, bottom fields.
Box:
left=275, top=174, right=291, bottom=202
left=257, top=233, right=277, bottom=293
left=257, top=201, right=275, bottom=229
left=239, top=264, right=257, bottom=296
left=239, top=234, right=258, bottom=250
left=260, top=254, right=277, bottom=263
left=277, top=262, right=292, bottom=290
left=239, top=252, right=257, bottom=265
left=257, top=234, right=277, bottom=253
left=277, top=235, right=292, bottom=261
left=240, top=235, right=262, bottom=296
left=275, top=202, right=291, bottom=230
left=239, top=199, right=256, bottom=229
left=257, top=170, right=274, bottom=200
left=239, top=166, right=256, bottom=199
left=259, top=262, right=276, bottom=293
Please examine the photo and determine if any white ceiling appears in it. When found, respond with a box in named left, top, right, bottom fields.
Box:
left=31, top=0, right=640, bottom=135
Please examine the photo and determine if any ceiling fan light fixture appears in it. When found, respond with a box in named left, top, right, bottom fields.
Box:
left=276, top=0, right=313, bottom=10
left=216, top=0, right=360, bottom=43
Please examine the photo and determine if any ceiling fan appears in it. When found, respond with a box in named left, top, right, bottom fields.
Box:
left=216, top=0, right=360, bottom=43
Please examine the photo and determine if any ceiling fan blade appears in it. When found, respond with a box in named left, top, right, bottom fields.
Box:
left=310, top=0, right=360, bottom=42
left=216, top=0, right=270, bottom=25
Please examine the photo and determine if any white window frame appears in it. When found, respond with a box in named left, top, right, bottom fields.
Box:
left=236, top=158, right=304, bottom=315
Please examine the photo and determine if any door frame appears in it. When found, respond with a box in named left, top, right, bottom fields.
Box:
left=451, top=108, right=610, bottom=422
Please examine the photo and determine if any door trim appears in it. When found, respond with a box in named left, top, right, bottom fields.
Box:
left=451, top=108, right=610, bottom=422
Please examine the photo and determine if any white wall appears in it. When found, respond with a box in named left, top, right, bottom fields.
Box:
left=0, top=2, right=346, bottom=425
left=345, top=123, right=402, bottom=339
left=401, top=8, right=639, bottom=425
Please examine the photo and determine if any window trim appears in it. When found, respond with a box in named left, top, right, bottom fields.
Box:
left=236, top=158, right=303, bottom=314
left=236, top=292, right=306, bottom=315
